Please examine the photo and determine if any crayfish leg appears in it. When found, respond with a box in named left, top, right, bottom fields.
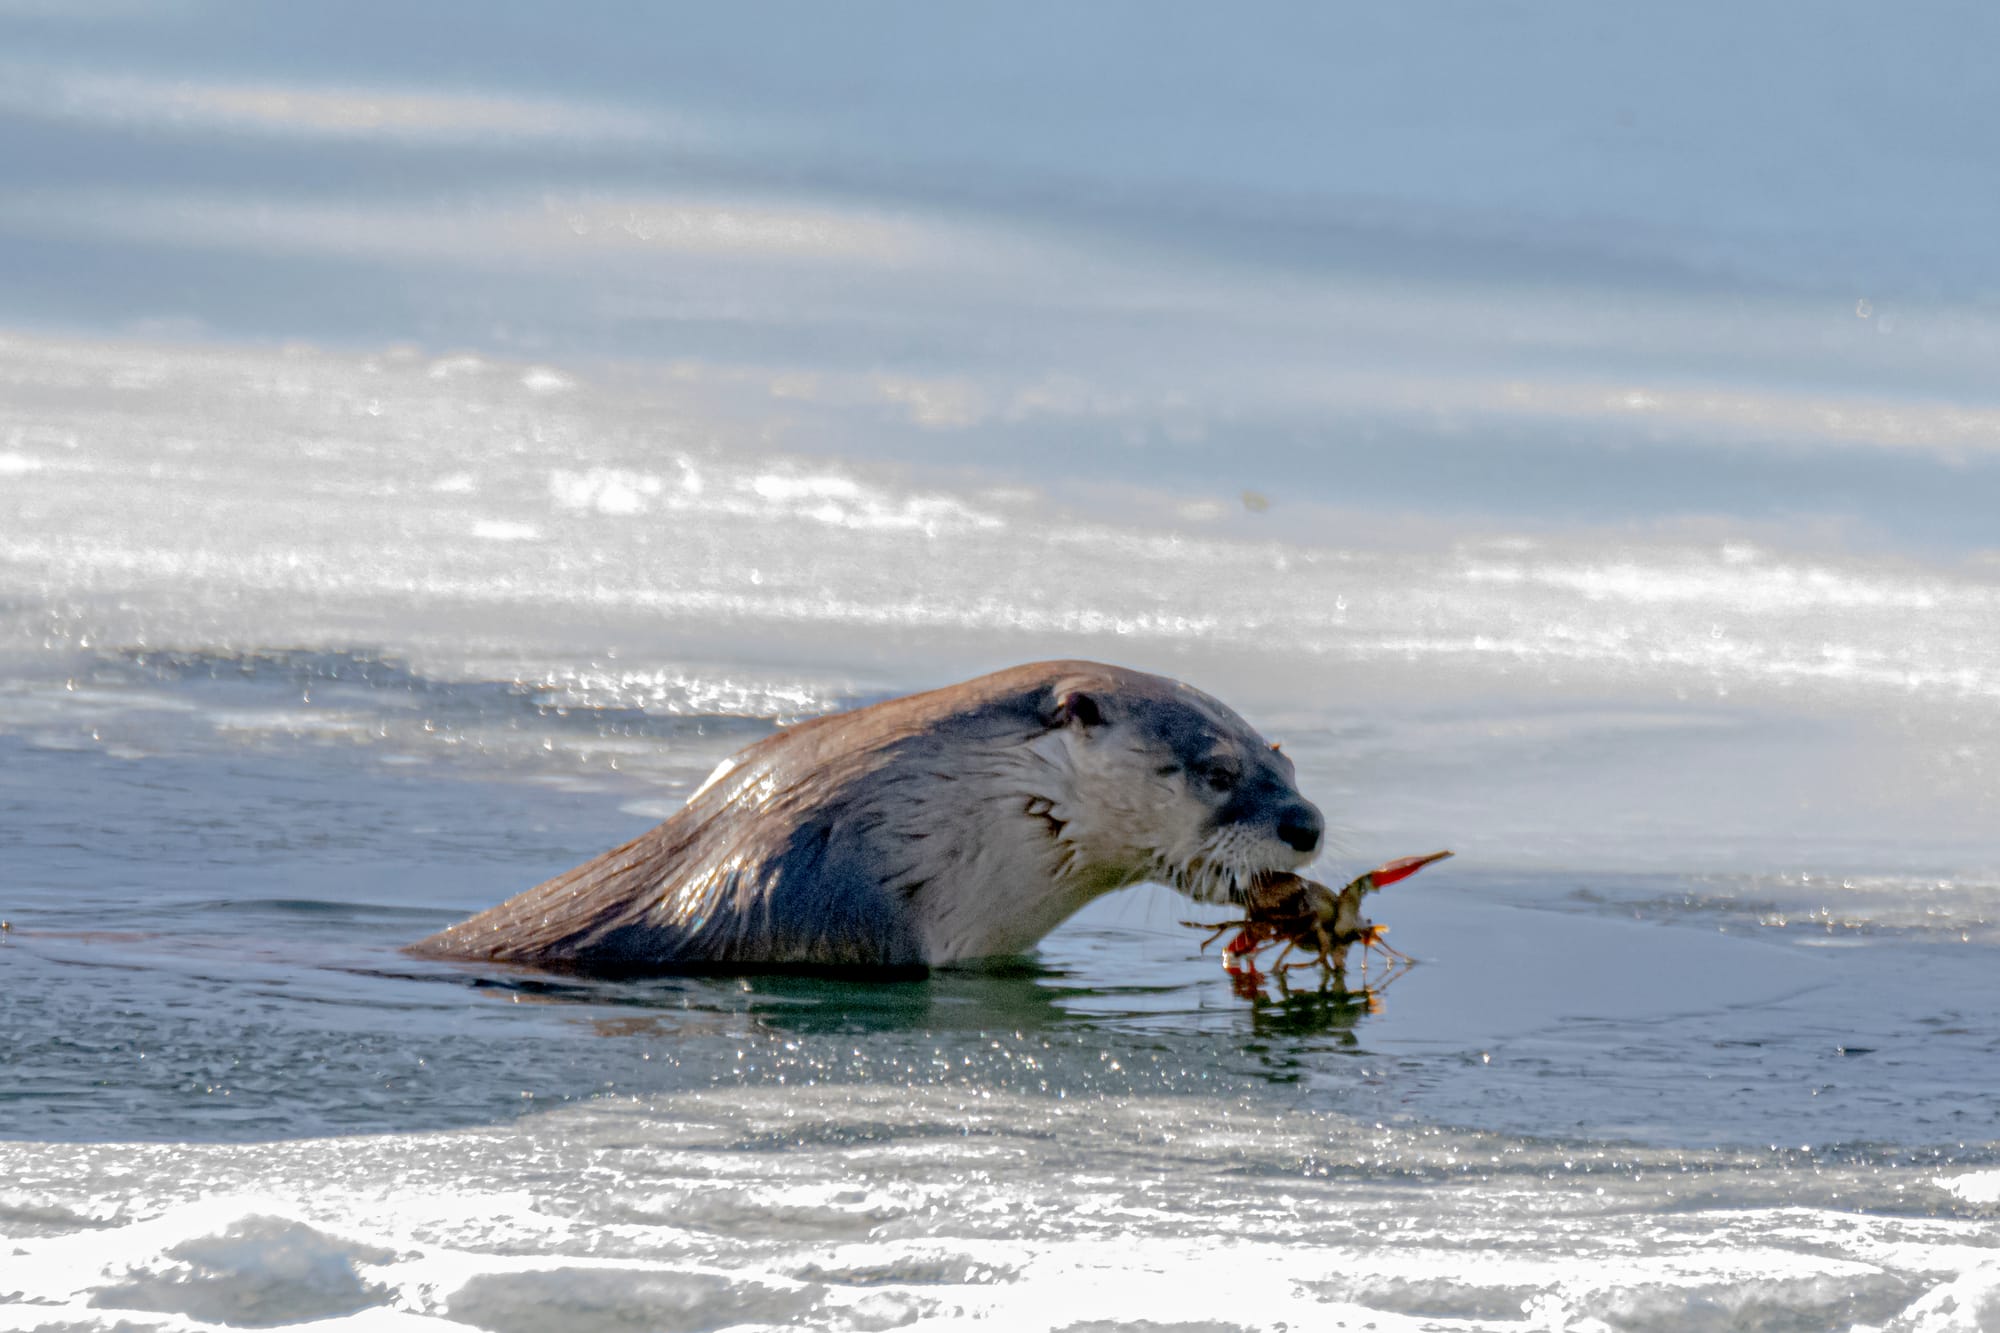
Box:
left=1282, top=925, right=1336, bottom=974
left=1181, top=920, right=1246, bottom=952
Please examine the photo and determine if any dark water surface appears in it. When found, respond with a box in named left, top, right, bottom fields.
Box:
left=7, top=684, right=1997, bottom=1158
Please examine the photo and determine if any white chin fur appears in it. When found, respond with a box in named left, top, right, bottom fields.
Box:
left=1160, top=828, right=1309, bottom=905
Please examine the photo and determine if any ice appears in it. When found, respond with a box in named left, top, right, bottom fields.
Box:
left=0, top=330, right=1996, bottom=885
left=2, top=336, right=1993, bottom=701
left=1935, top=1172, right=2000, bottom=1207
left=1880, top=1265, right=2000, bottom=1333
left=3, top=1094, right=1996, bottom=1332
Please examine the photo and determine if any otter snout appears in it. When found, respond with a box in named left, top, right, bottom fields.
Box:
left=1276, top=802, right=1324, bottom=856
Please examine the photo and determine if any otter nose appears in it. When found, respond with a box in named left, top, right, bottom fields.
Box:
left=1276, top=803, right=1323, bottom=855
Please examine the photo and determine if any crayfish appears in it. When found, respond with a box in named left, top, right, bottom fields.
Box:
left=1182, top=851, right=1452, bottom=978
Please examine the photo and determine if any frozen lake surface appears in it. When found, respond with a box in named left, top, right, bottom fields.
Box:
left=4, top=4, right=2000, bottom=1329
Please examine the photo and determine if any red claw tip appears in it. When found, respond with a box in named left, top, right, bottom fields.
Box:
left=1364, top=849, right=1453, bottom=888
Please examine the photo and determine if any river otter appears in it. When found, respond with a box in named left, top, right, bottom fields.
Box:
left=408, top=660, right=1324, bottom=974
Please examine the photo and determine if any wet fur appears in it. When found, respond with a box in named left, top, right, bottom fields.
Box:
left=408, top=660, right=1320, bottom=975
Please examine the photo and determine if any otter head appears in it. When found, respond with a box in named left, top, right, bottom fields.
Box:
left=1028, top=668, right=1324, bottom=905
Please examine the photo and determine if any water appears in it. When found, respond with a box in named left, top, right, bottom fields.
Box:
left=6, top=6, right=2000, bottom=1330
left=4, top=338, right=1999, bottom=1331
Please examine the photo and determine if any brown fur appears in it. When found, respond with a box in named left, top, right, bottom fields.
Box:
left=408, top=660, right=1322, bottom=975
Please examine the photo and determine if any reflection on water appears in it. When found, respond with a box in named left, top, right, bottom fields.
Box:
left=1234, top=963, right=1410, bottom=1034
left=457, top=957, right=1389, bottom=1045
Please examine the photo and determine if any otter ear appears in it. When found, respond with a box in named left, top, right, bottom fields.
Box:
left=1049, top=690, right=1105, bottom=730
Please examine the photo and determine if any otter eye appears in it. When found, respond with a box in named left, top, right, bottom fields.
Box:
left=1194, top=759, right=1239, bottom=793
